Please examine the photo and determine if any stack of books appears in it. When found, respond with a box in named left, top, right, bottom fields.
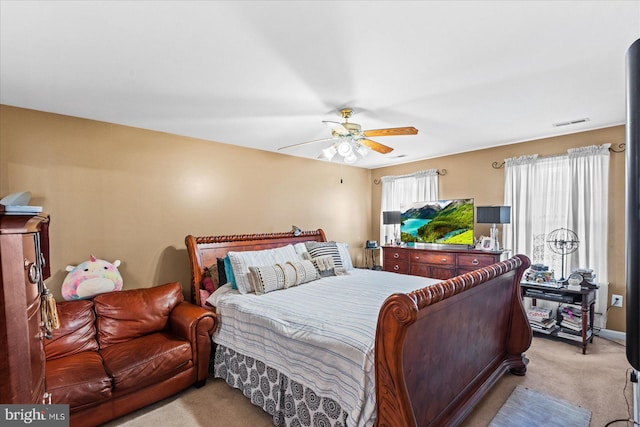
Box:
left=526, top=307, right=558, bottom=335
left=557, top=305, right=587, bottom=341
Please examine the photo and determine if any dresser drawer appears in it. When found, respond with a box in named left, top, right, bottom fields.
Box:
left=383, top=248, right=409, bottom=263
left=411, top=251, right=455, bottom=266
left=384, top=260, right=409, bottom=274
left=458, top=253, right=498, bottom=269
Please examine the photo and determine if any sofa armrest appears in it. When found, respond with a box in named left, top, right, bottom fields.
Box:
left=169, top=302, right=216, bottom=382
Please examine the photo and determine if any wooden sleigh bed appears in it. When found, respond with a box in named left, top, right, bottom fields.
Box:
left=186, top=229, right=532, bottom=427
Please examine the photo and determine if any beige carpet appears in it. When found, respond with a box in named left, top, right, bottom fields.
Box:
left=103, top=335, right=631, bottom=427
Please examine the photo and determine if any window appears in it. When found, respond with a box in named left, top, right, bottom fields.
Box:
left=503, top=144, right=610, bottom=328
left=379, top=169, right=439, bottom=246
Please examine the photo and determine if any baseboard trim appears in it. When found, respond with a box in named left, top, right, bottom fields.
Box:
left=596, top=328, right=626, bottom=342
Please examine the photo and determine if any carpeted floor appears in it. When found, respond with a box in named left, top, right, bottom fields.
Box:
left=103, top=335, right=631, bottom=427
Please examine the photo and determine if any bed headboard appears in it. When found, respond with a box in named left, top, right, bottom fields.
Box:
left=185, top=229, right=327, bottom=306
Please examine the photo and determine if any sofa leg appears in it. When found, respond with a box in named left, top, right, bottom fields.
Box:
left=194, top=378, right=207, bottom=388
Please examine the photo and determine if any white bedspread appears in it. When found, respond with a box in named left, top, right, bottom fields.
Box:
left=208, top=268, right=439, bottom=427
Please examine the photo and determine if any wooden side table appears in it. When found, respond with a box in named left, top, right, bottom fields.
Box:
left=364, top=246, right=381, bottom=269
left=520, top=281, right=596, bottom=354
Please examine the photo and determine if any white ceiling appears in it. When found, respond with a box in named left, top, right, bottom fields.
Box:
left=1, top=1, right=639, bottom=169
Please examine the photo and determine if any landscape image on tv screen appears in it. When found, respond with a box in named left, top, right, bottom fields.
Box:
left=400, top=199, right=474, bottom=245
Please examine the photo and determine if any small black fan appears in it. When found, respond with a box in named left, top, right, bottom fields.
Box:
left=546, top=228, right=579, bottom=281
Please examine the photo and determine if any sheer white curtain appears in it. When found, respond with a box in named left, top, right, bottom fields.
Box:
left=566, top=144, right=610, bottom=277
left=503, top=155, right=538, bottom=257
left=567, top=144, right=610, bottom=328
left=503, top=144, right=610, bottom=328
left=380, top=169, right=439, bottom=245
left=505, top=154, right=573, bottom=272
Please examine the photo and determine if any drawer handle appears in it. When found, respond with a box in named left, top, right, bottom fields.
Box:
left=472, top=259, right=480, bottom=266
left=393, top=265, right=399, bottom=271
left=24, top=260, right=40, bottom=284
left=393, top=253, right=399, bottom=259
left=441, top=258, right=448, bottom=263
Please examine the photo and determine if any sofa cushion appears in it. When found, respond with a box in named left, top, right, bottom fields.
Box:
left=44, top=300, right=98, bottom=360
left=100, top=332, right=193, bottom=393
left=46, top=351, right=112, bottom=408
left=94, top=282, right=184, bottom=348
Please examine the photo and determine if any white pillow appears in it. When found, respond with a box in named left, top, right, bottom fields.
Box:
left=305, top=241, right=343, bottom=269
left=228, top=244, right=300, bottom=294
left=293, top=242, right=308, bottom=257
left=206, top=283, right=236, bottom=307
left=336, top=242, right=354, bottom=270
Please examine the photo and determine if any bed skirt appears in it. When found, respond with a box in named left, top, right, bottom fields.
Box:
left=213, top=345, right=350, bottom=427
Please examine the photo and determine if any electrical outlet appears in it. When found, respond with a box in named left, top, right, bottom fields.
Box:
left=611, top=294, right=623, bottom=308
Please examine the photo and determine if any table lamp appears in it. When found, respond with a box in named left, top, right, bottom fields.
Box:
left=382, top=210, right=401, bottom=245
left=476, top=206, right=511, bottom=251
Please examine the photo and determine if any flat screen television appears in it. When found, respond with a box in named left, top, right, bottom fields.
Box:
left=400, top=198, right=474, bottom=246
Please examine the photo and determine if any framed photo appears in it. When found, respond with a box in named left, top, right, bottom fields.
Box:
left=479, top=236, right=493, bottom=251
left=475, top=235, right=487, bottom=249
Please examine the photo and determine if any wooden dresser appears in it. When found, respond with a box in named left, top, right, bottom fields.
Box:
left=382, top=245, right=503, bottom=280
left=0, top=209, right=50, bottom=404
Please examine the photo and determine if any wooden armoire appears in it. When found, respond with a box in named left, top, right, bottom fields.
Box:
left=0, top=208, right=50, bottom=404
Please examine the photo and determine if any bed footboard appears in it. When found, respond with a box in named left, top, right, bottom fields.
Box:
left=375, top=254, right=531, bottom=427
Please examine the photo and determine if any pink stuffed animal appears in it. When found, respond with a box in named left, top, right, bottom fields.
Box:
left=61, top=255, right=123, bottom=300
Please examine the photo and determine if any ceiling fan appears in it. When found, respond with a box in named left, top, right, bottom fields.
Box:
left=278, top=108, right=418, bottom=164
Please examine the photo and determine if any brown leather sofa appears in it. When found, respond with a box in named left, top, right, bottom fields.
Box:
left=44, top=282, right=216, bottom=427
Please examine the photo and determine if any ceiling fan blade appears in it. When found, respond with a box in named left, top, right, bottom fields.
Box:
left=362, top=127, right=418, bottom=137
left=278, top=137, right=338, bottom=151
left=358, top=139, right=394, bottom=154
left=322, top=120, right=349, bottom=136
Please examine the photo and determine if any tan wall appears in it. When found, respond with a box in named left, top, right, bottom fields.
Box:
left=371, top=126, right=627, bottom=332
left=1, top=105, right=626, bottom=332
left=0, top=105, right=372, bottom=300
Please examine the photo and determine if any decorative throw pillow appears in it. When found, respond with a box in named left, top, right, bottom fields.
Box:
left=305, top=241, right=343, bottom=270
left=229, top=245, right=301, bottom=294
left=249, top=264, right=286, bottom=294
left=279, top=262, right=298, bottom=288
left=217, top=257, right=228, bottom=286
left=223, top=255, right=237, bottom=290
left=202, top=266, right=216, bottom=293
left=199, top=289, right=214, bottom=309
left=286, top=260, right=319, bottom=285
left=310, top=255, right=336, bottom=277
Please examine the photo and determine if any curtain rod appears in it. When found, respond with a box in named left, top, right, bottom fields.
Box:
left=491, top=142, right=625, bottom=169
left=373, top=168, right=446, bottom=184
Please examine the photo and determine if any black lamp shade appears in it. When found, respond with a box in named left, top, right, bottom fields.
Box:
left=383, top=211, right=401, bottom=225
left=476, top=206, right=511, bottom=224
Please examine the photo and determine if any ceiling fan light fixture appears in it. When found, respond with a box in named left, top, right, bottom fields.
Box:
left=344, top=152, right=358, bottom=164
left=278, top=107, right=417, bottom=165
left=337, top=140, right=353, bottom=157
left=355, top=144, right=369, bottom=157
left=321, top=145, right=337, bottom=161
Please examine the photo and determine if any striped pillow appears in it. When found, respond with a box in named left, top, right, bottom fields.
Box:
left=305, top=241, right=343, bottom=269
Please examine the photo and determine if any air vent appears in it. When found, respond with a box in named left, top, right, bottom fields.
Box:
left=552, top=118, right=590, bottom=127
